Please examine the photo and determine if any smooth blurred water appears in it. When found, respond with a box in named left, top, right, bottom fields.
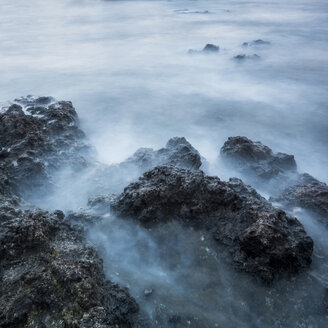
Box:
left=1, top=0, right=328, bottom=181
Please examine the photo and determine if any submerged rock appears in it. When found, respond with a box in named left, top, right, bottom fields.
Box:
left=220, top=136, right=297, bottom=180
left=188, top=43, right=220, bottom=55
left=0, top=205, right=141, bottom=328
left=242, top=39, right=271, bottom=47
left=174, top=9, right=210, bottom=15
left=271, top=173, right=328, bottom=220
left=0, top=96, right=92, bottom=197
left=234, top=54, right=260, bottom=61
left=202, top=44, right=220, bottom=53
left=110, top=165, right=313, bottom=283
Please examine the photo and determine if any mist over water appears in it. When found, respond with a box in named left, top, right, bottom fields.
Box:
left=1, top=0, right=328, bottom=180
left=1, top=0, right=328, bottom=327
left=86, top=213, right=328, bottom=327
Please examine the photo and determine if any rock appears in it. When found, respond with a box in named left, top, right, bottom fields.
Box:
left=65, top=195, right=115, bottom=226
left=220, top=137, right=328, bottom=225
left=0, top=96, right=92, bottom=198
left=271, top=173, right=328, bottom=219
left=234, top=54, right=260, bottom=61
left=220, top=136, right=297, bottom=180
left=202, top=44, right=220, bottom=53
left=125, top=136, right=202, bottom=171
left=0, top=96, right=150, bottom=327
left=87, top=194, right=113, bottom=215
left=242, top=39, right=271, bottom=47
left=91, top=136, right=202, bottom=194
left=188, top=44, right=220, bottom=55
left=143, top=288, right=153, bottom=297
left=174, top=9, right=210, bottom=15
left=110, top=165, right=313, bottom=283
left=0, top=205, right=141, bottom=328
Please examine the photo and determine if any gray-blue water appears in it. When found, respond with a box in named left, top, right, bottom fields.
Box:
left=1, top=0, right=328, bottom=326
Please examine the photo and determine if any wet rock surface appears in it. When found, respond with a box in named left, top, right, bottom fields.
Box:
left=0, top=96, right=146, bottom=328
left=0, top=205, right=141, bottom=328
left=234, top=54, right=260, bottom=61
left=123, top=137, right=202, bottom=171
left=91, top=136, right=202, bottom=194
left=0, top=96, right=91, bottom=198
left=242, top=39, right=271, bottom=47
left=188, top=43, right=220, bottom=55
left=272, top=173, right=328, bottom=220
left=220, top=136, right=328, bottom=225
left=220, top=136, right=297, bottom=180
left=202, top=44, right=220, bottom=53
left=1, top=95, right=324, bottom=326
left=110, top=165, right=313, bottom=283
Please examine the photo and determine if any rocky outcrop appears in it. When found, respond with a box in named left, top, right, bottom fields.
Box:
left=188, top=44, right=220, bottom=55
left=202, top=44, right=220, bottom=53
left=90, top=136, right=202, bottom=194
left=220, top=136, right=328, bottom=224
left=242, top=39, right=271, bottom=47
left=0, top=96, right=146, bottom=327
left=110, top=165, right=313, bottom=283
left=0, top=205, right=141, bottom=328
left=272, top=173, right=328, bottom=219
left=220, top=136, right=297, bottom=180
left=0, top=94, right=320, bottom=324
left=123, top=137, right=202, bottom=171
left=233, top=54, right=260, bottom=61
left=0, top=96, right=91, bottom=198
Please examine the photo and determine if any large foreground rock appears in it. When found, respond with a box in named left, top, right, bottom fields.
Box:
left=220, top=136, right=297, bottom=180
left=110, top=165, right=313, bottom=283
left=0, top=205, right=141, bottom=328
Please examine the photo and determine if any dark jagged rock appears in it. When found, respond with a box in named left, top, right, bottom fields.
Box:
left=242, top=39, right=271, bottom=47
left=174, top=9, right=210, bottom=15
left=124, top=137, right=202, bottom=171
left=234, top=54, right=260, bottom=61
left=220, top=137, right=328, bottom=225
left=271, top=173, right=328, bottom=219
left=0, top=96, right=92, bottom=198
left=87, top=194, right=113, bottom=214
left=0, top=205, right=141, bottom=328
left=220, top=136, right=297, bottom=180
left=91, top=136, right=202, bottom=194
left=110, top=165, right=313, bottom=283
left=65, top=195, right=114, bottom=226
left=0, top=96, right=148, bottom=327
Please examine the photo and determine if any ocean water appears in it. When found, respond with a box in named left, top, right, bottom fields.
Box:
left=1, top=0, right=327, bottom=181
left=1, top=0, right=328, bottom=326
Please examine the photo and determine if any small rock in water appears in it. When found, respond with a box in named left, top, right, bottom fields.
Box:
left=234, top=54, right=260, bottom=61
left=220, top=136, right=328, bottom=227
left=242, top=39, right=271, bottom=47
left=220, top=136, right=297, bottom=180
left=202, top=43, right=220, bottom=53
left=144, top=288, right=154, bottom=297
left=188, top=43, right=220, bottom=55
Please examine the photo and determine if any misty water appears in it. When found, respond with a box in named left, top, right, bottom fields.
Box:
left=1, top=0, right=328, bottom=327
